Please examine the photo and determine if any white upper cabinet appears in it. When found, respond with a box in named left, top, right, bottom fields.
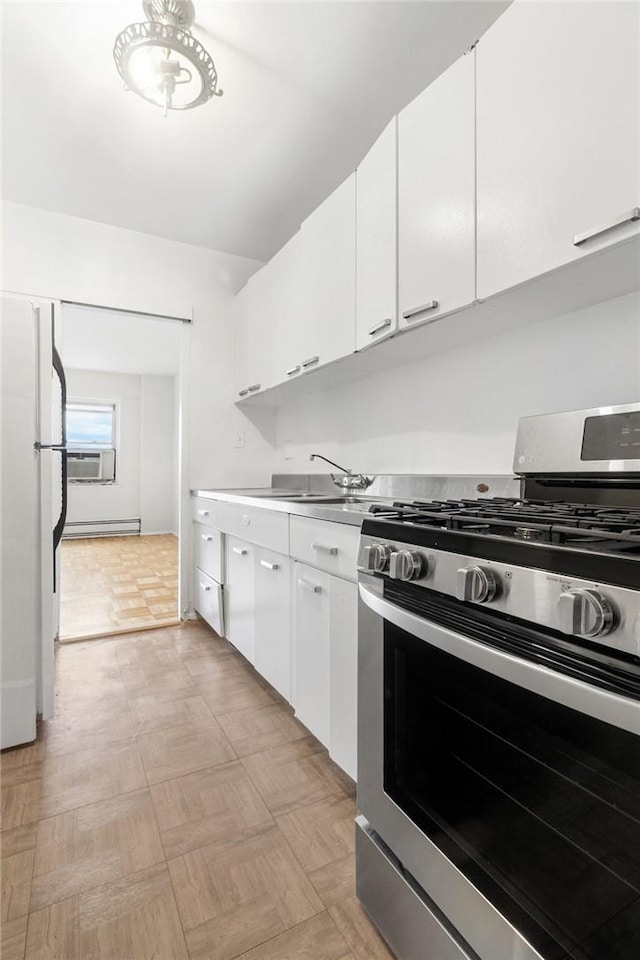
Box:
left=232, top=284, right=249, bottom=401
left=245, top=262, right=278, bottom=394
left=269, top=230, right=307, bottom=384
left=233, top=266, right=276, bottom=398
left=356, top=118, right=398, bottom=350
left=295, top=174, right=357, bottom=372
left=476, top=0, right=640, bottom=299
left=398, top=50, right=476, bottom=330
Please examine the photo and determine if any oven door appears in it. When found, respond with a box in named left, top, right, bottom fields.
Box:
left=358, top=574, right=640, bottom=960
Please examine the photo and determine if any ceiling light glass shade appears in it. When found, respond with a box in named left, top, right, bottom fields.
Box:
left=113, top=0, right=222, bottom=114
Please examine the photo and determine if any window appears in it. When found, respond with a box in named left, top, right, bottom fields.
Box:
left=66, top=401, right=115, bottom=449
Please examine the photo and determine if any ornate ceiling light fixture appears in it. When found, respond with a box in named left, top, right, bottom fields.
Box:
left=113, top=0, right=223, bottom=116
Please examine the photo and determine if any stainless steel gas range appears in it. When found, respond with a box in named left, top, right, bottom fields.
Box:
left=355, top=403, right=640, bottom=960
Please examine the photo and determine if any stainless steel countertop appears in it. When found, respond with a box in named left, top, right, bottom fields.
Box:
left=191, top=488, right=393, bottom=525
left=191, top=473, right=521, bottom=527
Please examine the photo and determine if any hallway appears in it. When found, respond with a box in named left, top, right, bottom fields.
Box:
left=0, top=620, right=392, bottom=960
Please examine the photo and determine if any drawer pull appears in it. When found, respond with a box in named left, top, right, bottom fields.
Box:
left=573, top=207, right=640, bottom=246
left=200, top=583, right=211, bottom=592
left=247, top=383, right=261, bottom=393
left=402, top=300, right=439, bottom=322
left=197, top=509, right=210, bottom=517
left=368, top=318, right=392, bottom=337
left=201, top=534, right=214, bottom=542
left=298, top=578, right=322, bottom=594
left=311, top=542, right=338, bottom=556
left=301, top=355, right=319, bottom=369
left=286, top=365, right=301, bottom=377
left=232, top=547, right=248, bottom=556
left=260, top=560, right=280, bottom=571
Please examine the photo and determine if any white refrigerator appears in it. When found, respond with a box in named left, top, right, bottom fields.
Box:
left=1, top=294, right=65, bottom=747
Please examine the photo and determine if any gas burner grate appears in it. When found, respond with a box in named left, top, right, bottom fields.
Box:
left=373, top=497, right=640, bottom=555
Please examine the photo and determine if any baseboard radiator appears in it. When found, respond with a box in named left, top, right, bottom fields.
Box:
left=62, top=518, right=141, bottom=539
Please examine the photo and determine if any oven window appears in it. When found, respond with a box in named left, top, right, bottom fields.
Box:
left=384, top=623, right=640, bottom=960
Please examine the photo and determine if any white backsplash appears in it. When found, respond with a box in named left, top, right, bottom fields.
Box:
left=274, top=290, right=640, bottom=476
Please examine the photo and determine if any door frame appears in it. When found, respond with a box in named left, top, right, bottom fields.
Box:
left=58, top=300, right=191, bottom=624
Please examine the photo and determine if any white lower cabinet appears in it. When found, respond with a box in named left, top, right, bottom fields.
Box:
left=328, top=575, right=358, bottom=780
left=194, top=568, right=224, bottom=636
left=293, top=561, right=358, bottom=777
left=293, top=563, right=330, bottom=746
left=254, top=547, right=291, bottom=701
left=192, top=498, right=358, bottom=780
left=225, top=536, right=255, bottom=664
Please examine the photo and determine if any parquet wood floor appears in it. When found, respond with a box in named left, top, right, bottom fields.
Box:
left=0, top=621, right=394, bottom=960
left=60, top=535, right=179, bottom=641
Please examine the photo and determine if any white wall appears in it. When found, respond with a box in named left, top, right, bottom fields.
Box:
left=65, top=370, right=177, bottom=534
left=141, top=375, right=178, bottom=534
left=275, top=291, right=640, bottom=475
left=2, top=201, right=278, bottom=491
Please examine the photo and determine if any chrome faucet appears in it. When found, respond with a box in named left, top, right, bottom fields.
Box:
left=309, top=454, right=375, bottom=492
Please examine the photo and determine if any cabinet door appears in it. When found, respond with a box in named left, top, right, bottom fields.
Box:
left=270, top=231, right=307, bottom=385
left=194, top=523, right=223, bottom=583
left=329, top=577, right=358, bottom=780
left=297, top=175, right=357, bottom=371
left=194, top=568, right=224, bottom=636
left=356, top=118, right=398, bottom=350
left=398, top=50, right=476, bottom=330
left=225, top=536, right=255, bottom=663
left=477, top=1, right=640, bottom=299
left=245, top=263, right=277, bottom=394
left=232, top=285, right=249, bottom=401
left=293, top=562, right=330, bottom=746
left=254, top=547, right=291, bottom=702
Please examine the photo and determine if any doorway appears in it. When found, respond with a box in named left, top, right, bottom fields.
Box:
left=57, top=304, right=184, bottom=641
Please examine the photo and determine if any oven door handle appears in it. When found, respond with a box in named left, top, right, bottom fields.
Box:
left=358, top=583, right=640, bottom=736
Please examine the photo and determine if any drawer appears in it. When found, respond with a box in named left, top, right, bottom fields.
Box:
left=216, top=501, right=289, bottom=554
left=191, top=496, right=219, bottom=528
left=194, top=523, right=223, bottom=583
left=194, top=567, right=224, bottom=636
left=289, top=516, right=360, bottom=582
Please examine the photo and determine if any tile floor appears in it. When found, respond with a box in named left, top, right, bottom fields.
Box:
left=59, top=535, right=179, bottom=641
left=0, top=620, right=394, bottom=960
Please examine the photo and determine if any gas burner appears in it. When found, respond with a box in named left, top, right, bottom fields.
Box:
left=365, top=496, right=640, bottom=557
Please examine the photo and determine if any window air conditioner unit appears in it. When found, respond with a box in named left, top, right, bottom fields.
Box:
left=67, top=449, right=116, bottom=483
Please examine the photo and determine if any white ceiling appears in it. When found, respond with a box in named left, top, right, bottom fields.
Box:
left=2, top=0, right=509, bottom=261
left=61, top=303, right=182, bottom=375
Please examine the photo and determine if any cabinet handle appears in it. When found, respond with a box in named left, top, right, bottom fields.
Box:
left=247, top=383, right=261, bottom=393
left=402, top=300, right=439, bottom=322
left=286, top=365, right=301, bottom=377
left=301, top=356, right=319, bottom=369
left=573, top=207, right=640, bottom=246
left=311, top=542, right=338, bottom=556
left=201, top=534, right=214, bottom=542
left=238, top=389, right=249, bottom=398
left=197, top=509, right=210, bottom=517
left=368, top=318, right=392, bottom=337
left=260, top=560, right=280, bottom=571
left=298, top=578, right=322, bottom=594
left=200, top=583, right=211, bottom=592
left=232, top=547, right=248, bottom=556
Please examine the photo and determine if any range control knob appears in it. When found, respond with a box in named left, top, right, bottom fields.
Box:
left=389, top=550, right=425, bottom=582
left=455, top=566, right=498, bottom=604
left=557, top=589, right=615, bottom=639
left=363, top=543, right=392, bottom=573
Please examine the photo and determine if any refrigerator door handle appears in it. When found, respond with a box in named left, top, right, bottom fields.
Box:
left=52, top=342, right=67, bottom=445
left=51, top=342, right=68, bottom=573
